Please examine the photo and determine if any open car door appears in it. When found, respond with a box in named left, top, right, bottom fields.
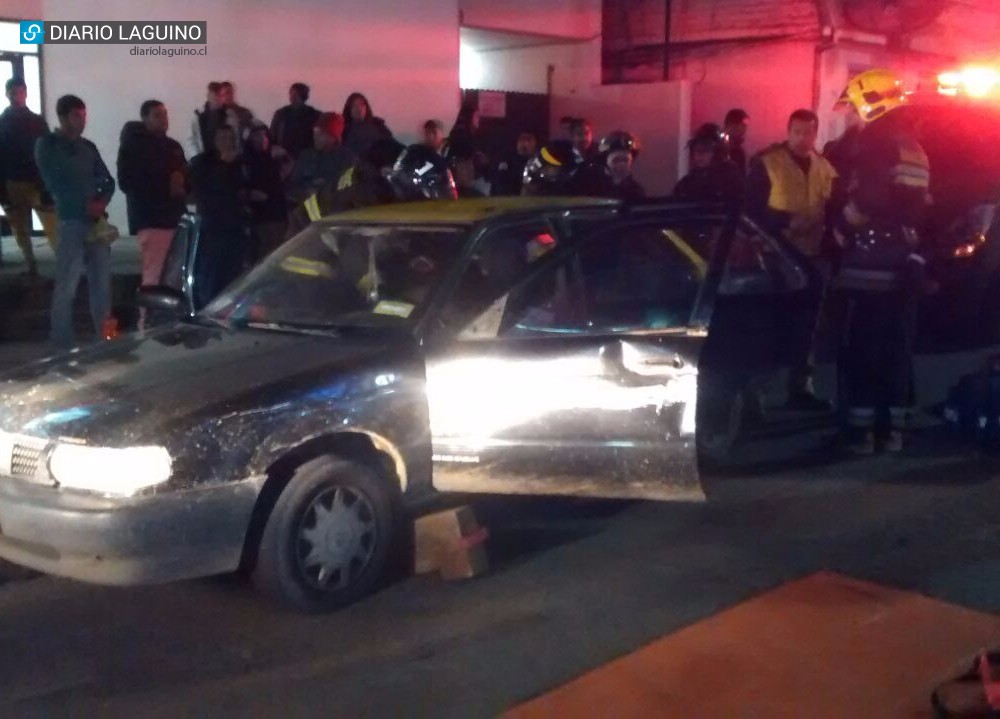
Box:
left=695, top=216, right=816, bottom=459
left=424, top=212, right=735, bottom=501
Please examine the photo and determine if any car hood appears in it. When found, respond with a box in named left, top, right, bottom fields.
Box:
left=0, top=322, right=417, bottom=445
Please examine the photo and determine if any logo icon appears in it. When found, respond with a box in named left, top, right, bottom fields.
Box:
left=20, top=21, right=44, bottom=44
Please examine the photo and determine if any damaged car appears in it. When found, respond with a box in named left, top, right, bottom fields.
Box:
left=0, top=197, right=810, bottom=611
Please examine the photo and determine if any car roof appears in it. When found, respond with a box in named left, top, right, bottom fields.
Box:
left=327, top=196, right=621, bottom=225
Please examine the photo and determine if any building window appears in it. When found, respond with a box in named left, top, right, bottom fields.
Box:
left=0, top=20, right=45, bottom=235
left=0, top=21, right=43, bottom=115
left=0, top=21, right=39, bottom=55
left=601, top=0, right=670, bottom=85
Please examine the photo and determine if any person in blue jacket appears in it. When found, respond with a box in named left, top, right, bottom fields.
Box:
left=35, top=94, right=115, bottom=350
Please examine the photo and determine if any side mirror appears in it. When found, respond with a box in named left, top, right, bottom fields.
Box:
left=136, top=285, right=191, bottom=316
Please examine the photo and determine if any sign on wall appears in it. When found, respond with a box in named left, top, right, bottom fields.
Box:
left=478, top=90, right=507, bottom=118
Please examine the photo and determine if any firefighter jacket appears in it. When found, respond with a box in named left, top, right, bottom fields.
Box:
left=288, top=165, right=395, bottom=239
left=835, top=113, right=930, bottom=292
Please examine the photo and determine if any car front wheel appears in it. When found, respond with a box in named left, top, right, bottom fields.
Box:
left=253, top=456, right=398, bottom=612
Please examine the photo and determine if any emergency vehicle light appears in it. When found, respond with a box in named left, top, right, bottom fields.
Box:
left=938, top=67, right=999, bottom=99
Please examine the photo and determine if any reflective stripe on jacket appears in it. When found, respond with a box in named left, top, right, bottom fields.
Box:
left=845, top=116, right=930, bottom=229
left=303, top=193, right=323, bottom=222
left=890, top=145, right=931, bottom=190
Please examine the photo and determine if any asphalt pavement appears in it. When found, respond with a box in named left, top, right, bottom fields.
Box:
left=0, top=435, right=996, bottom=717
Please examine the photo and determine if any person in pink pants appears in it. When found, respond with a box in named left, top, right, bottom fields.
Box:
left=117, top=99, right=189, bottom=325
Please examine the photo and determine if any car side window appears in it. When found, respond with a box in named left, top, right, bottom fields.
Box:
left=439, top=222, right=560, bottom=338
left=463, top=223, right=707, bottom=338
left=718, top=223, right=808, bottom=296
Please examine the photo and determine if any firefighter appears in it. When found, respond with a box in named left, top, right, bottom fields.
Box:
left=572, top=131, right=646, bottom=202
left=387, top=144, right=459, bottom=201
left=447, top=138, right=486, bottom=198
left=521, top=140, right=578, bottom=196
left=673, top=123, right=745, bottom=207
left=747, top=109, right=838, bottom=412
left=287, top=138, right=406, bottom=238
left=602, top=131, right=646, bottom=201
left=832, top=68, right=930, bottom=454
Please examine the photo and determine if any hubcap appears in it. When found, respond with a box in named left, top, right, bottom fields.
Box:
left=296, top=485, right=377, bottom=591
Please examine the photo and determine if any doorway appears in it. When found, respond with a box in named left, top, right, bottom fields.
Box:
left=0, top=19, right=45, bottom=238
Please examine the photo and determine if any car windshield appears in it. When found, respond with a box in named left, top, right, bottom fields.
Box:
left=204, top=222, right=468, bottom=330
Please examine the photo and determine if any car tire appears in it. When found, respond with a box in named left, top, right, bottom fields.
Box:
left=253, top=456, right=398, bottom=612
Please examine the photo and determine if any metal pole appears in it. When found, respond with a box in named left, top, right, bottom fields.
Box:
left=663, top=0, right=672, bottom=81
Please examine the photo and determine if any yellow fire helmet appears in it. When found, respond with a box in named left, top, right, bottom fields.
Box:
left=837, top=68, right=907, bottom=122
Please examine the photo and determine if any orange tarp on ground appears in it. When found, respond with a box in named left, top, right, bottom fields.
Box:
left=507, top=572, right=1000, bottom=719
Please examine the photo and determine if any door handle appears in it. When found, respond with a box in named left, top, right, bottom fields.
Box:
left=601, top=343, right=685, bottom=386
left=599, top=341, right=646, bottom=386
left=642, top=356, right=686, bottom=369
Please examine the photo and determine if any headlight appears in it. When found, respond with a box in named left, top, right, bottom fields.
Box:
left=48, top=444, right=172, bottom=496
left=952, top=233, right=986, bottom=258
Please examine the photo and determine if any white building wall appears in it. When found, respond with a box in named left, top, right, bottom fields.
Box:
left=1, top=0, right=40, bottom=18
left=673, top=42, right=821, bottom=152
left=467, top=41, right=579, bottom=95
left=40, top=0, right=461, bottom=230
left=1, top=2, right=43, bottom=113
left=460, top=0, right=600, bottom=39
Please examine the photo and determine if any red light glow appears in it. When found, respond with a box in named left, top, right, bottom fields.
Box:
left=938, top=66, right=1000, bottom=99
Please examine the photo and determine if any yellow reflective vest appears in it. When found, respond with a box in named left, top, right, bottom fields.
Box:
left=759, top=145, right=837, bottom=258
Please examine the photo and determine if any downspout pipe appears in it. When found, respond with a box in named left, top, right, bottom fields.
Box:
left=812, top=0, right=838, bottom=110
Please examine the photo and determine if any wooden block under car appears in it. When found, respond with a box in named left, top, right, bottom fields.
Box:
left=414, top=506, right=489, bottom=580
